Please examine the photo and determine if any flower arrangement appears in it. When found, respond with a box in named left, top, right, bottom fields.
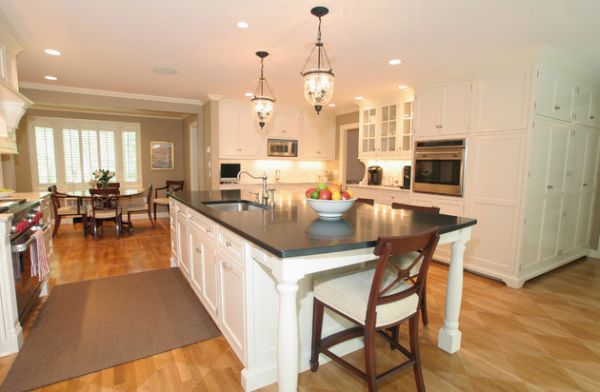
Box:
left=92, top=169, right=115, bottom=187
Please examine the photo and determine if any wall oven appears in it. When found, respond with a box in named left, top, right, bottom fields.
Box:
left=267, top=139, right=298, bottom=157
left=413, top=139, right=466, bottom=196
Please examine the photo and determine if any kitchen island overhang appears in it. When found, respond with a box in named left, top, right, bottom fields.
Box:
left=168, top=190, right=476, bottom=392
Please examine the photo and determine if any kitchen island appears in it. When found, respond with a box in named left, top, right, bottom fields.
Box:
left=168, top=190, right=476, bottom=392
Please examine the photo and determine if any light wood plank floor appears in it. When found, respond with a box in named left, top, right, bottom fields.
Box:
left=1, top=219, right=599, bottom=391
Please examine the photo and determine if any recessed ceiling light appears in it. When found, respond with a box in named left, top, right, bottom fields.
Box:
left=44, top=48, right=61, bottom=56
left=355, top=96, right=364, bottom=100
left=388, top=59, right=402, bottom=65
left=153, top=67, right=178, bottom=75
left=328, top=103, right=336, bottom=107
left=236, top=21, right=249, bottom=29
left=44, top=75, right=58, bottom=81
left=244, top=92, right=253, bottom=97
left=398, top=85, right=408, bottom=90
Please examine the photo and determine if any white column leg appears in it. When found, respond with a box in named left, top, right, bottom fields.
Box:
left=276, top=280, right=300, bottom=392
left=438, top=239, right=466, bottom=353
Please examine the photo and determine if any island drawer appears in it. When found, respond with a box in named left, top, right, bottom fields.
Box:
left=218, top=227, right=244, bottom=260
left=189, top=210, right=216, bottom=239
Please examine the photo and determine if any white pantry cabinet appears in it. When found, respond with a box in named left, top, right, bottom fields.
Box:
left=414, top=81, right=471, bottom=136
left=535, top=69, right=574, bottom=122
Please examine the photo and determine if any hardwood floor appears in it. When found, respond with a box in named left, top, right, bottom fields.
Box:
left=1, top=219, right=599, bottom=391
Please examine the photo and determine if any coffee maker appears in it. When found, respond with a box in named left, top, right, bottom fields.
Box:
left=367, top=166, right=383, bottom=185
left=402, top=165, right=411, bottom=189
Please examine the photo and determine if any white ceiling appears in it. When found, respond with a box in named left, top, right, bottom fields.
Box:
left=2, top=0, right=600, bottom=113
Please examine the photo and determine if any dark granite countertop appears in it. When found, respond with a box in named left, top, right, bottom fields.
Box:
left=168, top=190, right=477, bottom=258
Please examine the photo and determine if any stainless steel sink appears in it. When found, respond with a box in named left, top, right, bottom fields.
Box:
left=203, top=200, right=265, bottom=212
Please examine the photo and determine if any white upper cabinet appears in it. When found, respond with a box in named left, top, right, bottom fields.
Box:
left=379, top=104, right=399, bottom=154
left=414, top=81, right=471, bottom=136
left=473, top=67, right=532, bottom=132
left=572, top=86, right=593, bottom=126
left=218, top=103, right=265, bottom=159
left=535, top=68, right=582, bottom=123
left=590, top=91, right=600, bottom=128
left=299, top=113, right=335, bottom=160
left=359, top=107, right=377, bottom=157
left=546, top=125, right=569, bottom=194
left=564, top=128, right=587, bottom=192
left=582, top=130, right=600, bottom=190
left=527, top=121, right=552, bottom=198
left=269, top=111, right=300, bottom=139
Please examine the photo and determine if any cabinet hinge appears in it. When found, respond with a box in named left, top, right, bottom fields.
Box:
left=528, top=170, right=531, bottom=178
left=536, top=70, right=539, bottom=78
left=523, top=218, right=527, bottom=226
left=534, top=102, right=536, bottom=110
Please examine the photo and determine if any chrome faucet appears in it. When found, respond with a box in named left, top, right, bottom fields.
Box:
left=237, top=171, right=269, bottom=205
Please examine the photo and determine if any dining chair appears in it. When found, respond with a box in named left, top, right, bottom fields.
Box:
left=356, top=198, right=375, bottom=206
left=124, top=185, right=154, bottom=229
left=47, top=185, right=87, bottom=237
left=107, top=182, right=120, bottom=189
left=310, top=228, right=439, bottom=392
left=390, top=202, right=441, bottom=326
left=154, top=180, right=184, bottom=221
left=88, top=188, right=123, bottom=239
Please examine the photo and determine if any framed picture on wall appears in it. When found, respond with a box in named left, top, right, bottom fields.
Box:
left=150, top=141, right=174, bottom=170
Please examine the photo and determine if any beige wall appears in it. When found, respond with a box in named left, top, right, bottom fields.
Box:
left=12, top=109, right=185, bottom=192
left=335, top=111, right=359, bottom=159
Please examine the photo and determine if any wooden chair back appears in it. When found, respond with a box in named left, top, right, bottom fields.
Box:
left=155, top=180, right=184, bottom=198
left=107, top=182, right=120, bottom=189
left=366, top=228, right=440, bottom=327
left=356, top=198, right=375, bottom=206
left=48, top=185, right=82, bottom=214
left=391, top=202, right=440, bottom=214
left=145, top=184, right=153, bottom=206
left=89, top=188, right=120, bottom=212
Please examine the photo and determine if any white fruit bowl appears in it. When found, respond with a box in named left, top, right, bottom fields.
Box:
left=305, top=198, right=356, bottom=220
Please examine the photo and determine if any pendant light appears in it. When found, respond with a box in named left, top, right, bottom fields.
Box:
left=251, top=51, right=275, bottom=129
left=301, top=6, right=334, bottom=115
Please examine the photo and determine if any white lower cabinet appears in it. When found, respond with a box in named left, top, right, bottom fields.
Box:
left=218, top=250, right=246, bottom=360
left=171, top=201, right=246, bottom=364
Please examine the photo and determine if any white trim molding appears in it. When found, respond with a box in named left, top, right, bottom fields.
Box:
left=19, top=82, right=203, bottom=106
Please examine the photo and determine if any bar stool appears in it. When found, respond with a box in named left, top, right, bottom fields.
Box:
left=390, top=203, right=440, bottom=325
left=310, top=228, right=440, bottom=391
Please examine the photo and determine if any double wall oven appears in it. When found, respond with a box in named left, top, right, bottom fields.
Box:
left=413, top=139, right=466, bottom=197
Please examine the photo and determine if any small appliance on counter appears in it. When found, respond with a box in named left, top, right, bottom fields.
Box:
left=402, top=165, right=411, bottom=189
left=367, top=166, right=383, bottom=185
left=220, top=163, right=241, bottom=183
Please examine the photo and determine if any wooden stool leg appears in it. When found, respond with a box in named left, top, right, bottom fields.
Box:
left=365, top=325, right=378, bottom=391
left=390, top=325, right=400, bottom=349
left=421, top=280, right=429, bottom=326
left=53, top=215, right=62, bottom=237
left=409, top=314, right=425, bottom=392
left=310, top=299, right=325, bottom=372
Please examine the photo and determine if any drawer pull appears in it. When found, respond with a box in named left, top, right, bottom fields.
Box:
left=225, top=240, right=233, bottom=247
left=547, top=185, right=553, bottom=189
left=205, top=228, right=212, bottom=233
left=583, top=183, right=588, bottom=187
left=222, top=262, right=232, bottom=271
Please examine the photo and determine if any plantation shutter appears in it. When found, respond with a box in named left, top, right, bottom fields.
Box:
left=121, top=130, right=138, bottom=183
left=34, top=126, right=57, bottom=185
left=62, top=129, right=82, bottom=184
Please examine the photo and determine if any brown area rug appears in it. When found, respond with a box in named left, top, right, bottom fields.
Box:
left=1, top=268, right=220, bottom=392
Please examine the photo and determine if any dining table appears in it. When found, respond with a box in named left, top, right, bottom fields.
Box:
left=63, top=188, right=145, bottom=198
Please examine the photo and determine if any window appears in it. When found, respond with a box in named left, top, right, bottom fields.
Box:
left=30, top=117, right=142, bottom=190
left=34, top=126, right=57, bottom=185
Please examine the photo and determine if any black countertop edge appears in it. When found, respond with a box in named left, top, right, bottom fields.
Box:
left=168, top=190, right=477, bottom=259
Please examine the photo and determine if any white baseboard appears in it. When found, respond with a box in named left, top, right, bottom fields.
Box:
left=0, top=323, right=22, bottom=357
left=589, top=248, right=600, bottom=259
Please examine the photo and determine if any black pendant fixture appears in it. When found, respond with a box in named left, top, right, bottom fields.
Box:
left=251, top=51, right=275, bottom=129
left=300, top=6, right=334, bottom=115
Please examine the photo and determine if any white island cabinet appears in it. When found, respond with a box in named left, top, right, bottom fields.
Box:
left=168, top=193, right=475, bottom=392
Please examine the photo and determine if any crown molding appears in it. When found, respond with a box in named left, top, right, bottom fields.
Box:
left=206, top=93, right=224, bottom=101
left=29, top=102, right=190, bottom=120
left=19, top=82, right=203, bottom=106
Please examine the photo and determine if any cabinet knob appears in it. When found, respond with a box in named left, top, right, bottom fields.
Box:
left=205, top=228, right=212, bottom=233
left=225, top=240, right=232, bottom=247
left=583, top=183, right=588, bottom=187
left=591, top=116, right=595, bottom=120
left=195, top=247, right=202, bottom=254
left=222, top=262, right=232, bottom=271
left=554, top=105, right=561, bottom=110
left=547, top=185, right=554, bottom=189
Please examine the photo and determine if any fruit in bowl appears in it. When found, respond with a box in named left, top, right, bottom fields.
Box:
left=304, top=183, right=356, bottom=219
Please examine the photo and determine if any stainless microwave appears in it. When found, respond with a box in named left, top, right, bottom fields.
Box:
left=413, top=139, right=466, bottom=196
left=267, top=139, right=298, bottom=157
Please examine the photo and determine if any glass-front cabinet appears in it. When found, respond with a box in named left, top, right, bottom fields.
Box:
left=358, top=99, right=413, bottom=159
left=360, top=107, right=377, bottom=157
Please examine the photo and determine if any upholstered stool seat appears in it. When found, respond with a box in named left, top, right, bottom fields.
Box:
left=315, top=267, right=418, bottom=327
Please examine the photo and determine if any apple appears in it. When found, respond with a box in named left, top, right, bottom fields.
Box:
left=305, top=187, right=317, bottom=198
left=318, top=189, right=332, bottom=200
left=341, top=191, right=351, bottom=200
left=311, top=190, right=320, bottom=199
left=316, top=183, right=328, bottom=191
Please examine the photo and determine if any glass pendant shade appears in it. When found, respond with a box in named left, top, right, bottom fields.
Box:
left=301, top=6, right=334, bottom=114
left=251, top=51, right=275, bottom=129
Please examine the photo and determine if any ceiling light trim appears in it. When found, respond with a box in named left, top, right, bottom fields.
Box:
left=19, top=82, right=203, bottom=106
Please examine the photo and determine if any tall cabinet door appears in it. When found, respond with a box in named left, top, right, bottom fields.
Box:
left=558, top=194, right=581, bottom=254
left=440, top=82, right=471, bottom=134
left=379, top=104, right=398, bottom=154
left=572, top=86, right=593, bottom=125
left=554, top=79, right=574, bottom=121
left=575, top=191, right=594, bottom=248
left=200, top=241, right=219, bottom=322
left=189, top=223, right=204, bottom=293
left=527, top=121, right=552, bottom=197
left=176, top=212, right=191, bottom=278
left=546, top=126, right=569, bottom=194
left=539, top=196, right=562, bottom=262
left=218, top=252, right=245, bottom=361
left=582, top=130, right=600, bottom=190
left=564, top=128, right=587, bottom=191
left=359, top=108, right=377, bottom=156
left=414, top=88, right=441, bottom=136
